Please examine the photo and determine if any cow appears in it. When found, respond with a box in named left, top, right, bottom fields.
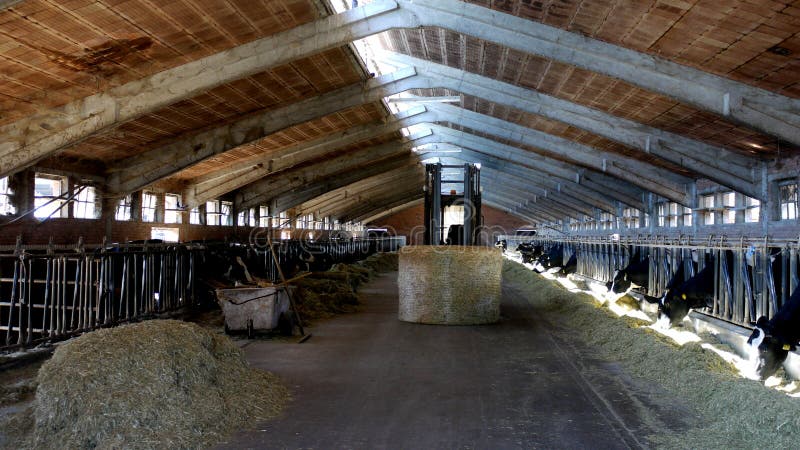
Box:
left=532, top=244, right=565, bottom=273
left=656, top=262, right=714, bottom=328
left=516, top=243, right=542, bottom=265
left=747, top=286, right=800, bottom=380
left=555, top=252, right=577, bottom=278
left=495, top=239, right=507, bottom=252
left=606, top=253, right=650, bottom=295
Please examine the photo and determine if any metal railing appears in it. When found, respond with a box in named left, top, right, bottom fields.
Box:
left=0, top=241, right=200, bottom=349
left=501, top=235, right=800, bottom=327
left=0, top=236, right=406, bottom=350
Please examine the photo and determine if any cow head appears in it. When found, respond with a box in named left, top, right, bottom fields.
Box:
left=656, top=290, right=689, bottom=328
left=606, top=269, right=632, bottom=294
left=747, top=316, right=792, bottom=380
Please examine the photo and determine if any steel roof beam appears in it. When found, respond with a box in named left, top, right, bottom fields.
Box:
left=396, top=0, right=800, bottom=148
left=110, top=68, right=423, bottom=196
left=339, top=190, right=425, bottom=223
left=424, top=102, right=692, bottom=192
left=236, top=140, right=414, bottom=210
left=294, top=166, right=424, bottom=218
left=0, top=2, right=411, bottom=178
left=420, top=149, right=618, bottom=213
left=384, top=54, right=761, bottom=199
left=362, top=198, right=426, bottom=224
left=415, top=130, right=647, bottom=206
left=270, top=158, right=420, bottom=214
left=3, top=0, right=795, bottom=182
left=425, top=125, right=687, bottom=204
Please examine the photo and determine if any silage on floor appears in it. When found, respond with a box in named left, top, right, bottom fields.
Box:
left=502, top=260, right=800, bottom=449
left=294, top=252, right=399, bottom=321
left=29, top=319, right=288, bottom=450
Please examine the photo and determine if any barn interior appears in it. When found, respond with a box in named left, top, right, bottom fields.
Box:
left=0, top=0, right=799, bottom=448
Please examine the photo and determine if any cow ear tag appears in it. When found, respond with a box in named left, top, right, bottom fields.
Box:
left=681, top=293, right=687, bottom=300
left=783, top=344, right=791, bottom=351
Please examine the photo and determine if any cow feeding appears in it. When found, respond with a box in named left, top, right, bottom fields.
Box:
left=502, top=259, right=800, bottom=449
left=22, top=320, right=288, bottom=449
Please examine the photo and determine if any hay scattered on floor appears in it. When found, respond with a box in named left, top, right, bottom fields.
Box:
left=294, top=252, right=398, bottom=321
left=502, top=260, right=800, bottom=449
left=25, top=320, right=288, bottom=450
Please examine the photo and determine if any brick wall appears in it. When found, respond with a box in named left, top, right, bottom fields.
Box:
left=369, top=204, right=532, bottom=245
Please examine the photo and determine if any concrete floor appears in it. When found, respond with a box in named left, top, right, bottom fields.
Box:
left=220, top=272, right=694, bottom=449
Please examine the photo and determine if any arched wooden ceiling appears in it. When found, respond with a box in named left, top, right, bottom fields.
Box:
left=0, top=0, right=797, bottom=224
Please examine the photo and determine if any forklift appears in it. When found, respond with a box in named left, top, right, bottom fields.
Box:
left=423, top=163, right=482, bottom=246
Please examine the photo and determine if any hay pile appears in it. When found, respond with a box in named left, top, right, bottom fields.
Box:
left=398, top=246, right=502, bottom=325
left=293, top=252, right=398, bottom=321
left=294, top=277, right=360, bottom=320
left=26, top=320, right=288, bottom=450
left=502, top=260, right=800, bottom=449
left=358, top=251, right=399, bottom=273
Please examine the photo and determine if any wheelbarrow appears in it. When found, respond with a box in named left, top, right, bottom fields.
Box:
left=215, top=286, right=295, bottom=337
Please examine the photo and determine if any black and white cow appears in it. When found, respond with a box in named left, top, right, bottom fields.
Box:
left=606, top=253, right=650, bottom=295
left=495, top=239, right=508, bottom=252
left=747, top=287, right=800, bottom=380
left=555, top=252, right=577, bottom=278
left=517, top=243, right=543, bottom=265
left=656, top=263, right=714, bottom=328
left=532, top=244, right=564, bottom=273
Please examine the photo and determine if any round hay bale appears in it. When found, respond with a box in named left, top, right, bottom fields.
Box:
left=31, top=320, right=288, bottom=449
left=398, top=246, right=502, bottom=325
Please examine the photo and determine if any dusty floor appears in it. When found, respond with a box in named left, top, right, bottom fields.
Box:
left=218, top=272, right=694, bottom=449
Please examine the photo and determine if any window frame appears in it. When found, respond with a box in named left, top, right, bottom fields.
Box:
left=141, top=191, right=158, bottom=223
left=164, top=193, right=182, bottom=224
left=778, top=180, right=798, bottom=221
left=34, top=173, right=68, bottom=219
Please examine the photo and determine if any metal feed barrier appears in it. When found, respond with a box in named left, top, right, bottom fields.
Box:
left=0, top=240, right=201, bottom=349
left=501, top=235, right=800, bottom=327
left=0, top=236, right=406, bottom=351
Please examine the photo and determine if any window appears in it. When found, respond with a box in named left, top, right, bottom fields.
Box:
left=722, top=192, right=736, bottom=224
left=581, top=214, right=594, bottom=231
left=220, top=201, right=232, bottom=225
left=190, top=207, right=201, bottom=225
left=249, top=208, right=256, bottom=227
left=151, top=227, right=179, bottom=243
left=683, top=206, right=692, bottom=227
left=141, top=192, right=157, bottom=223
left=116, top=195, right=132, bottom=221
left=745, top=197, right=760, bottom=223
left=668, top=202, right=679, bottom=228
left=779, top=181, right=798, bottom=220
left=73, top=185, right=97, bottom=219
left=622, top=207, right=639, bottom=229
left=702, top=195, right=715, bottom=225
left=237, top=210, right=247, bottom=226
left=569, top=217, right=580, bottom=231
left=600, top=212, right=615, bottom=230
left=656, top=202, right=667, bottom=227
left=0, top=177, right=15, bottom=215
left=279, top=211, right=289, bottom=229
left=164, top=194, right=182, bottom=224
left=259, top=206, right=269, bottom=227
left=206, top=201, right=220, bottom=226
left=34, top=174, right=67, bottom=219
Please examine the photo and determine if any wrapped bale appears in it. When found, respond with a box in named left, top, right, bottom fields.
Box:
left=398, top=246, right=502, bottom=325
left=30, top=320, right=288, bottom=450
